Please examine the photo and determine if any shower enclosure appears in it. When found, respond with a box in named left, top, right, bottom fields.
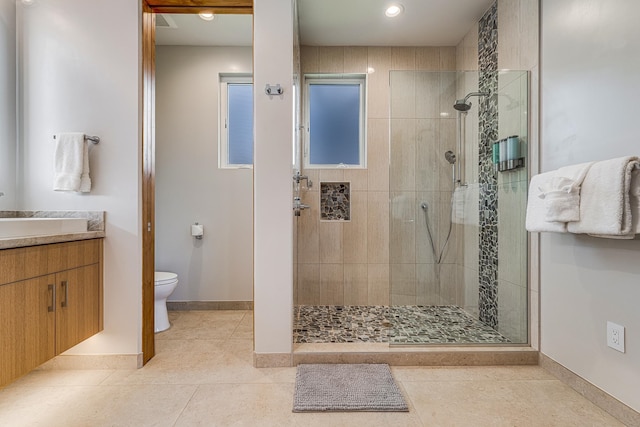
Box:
left=388, top=70, right=529, bottom=345
left=293, top=69, right=529, bottom=346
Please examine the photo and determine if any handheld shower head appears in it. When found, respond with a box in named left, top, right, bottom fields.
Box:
left=444, top=151, right=456, bottom=164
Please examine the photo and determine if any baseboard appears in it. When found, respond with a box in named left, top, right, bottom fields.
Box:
left=254, top=352, right=293, bottom=368
left=167, top=301, right=253, bottom=311
left=540, top=354, right=640, bottom=426
left=38, top=353, right=143, bottom=370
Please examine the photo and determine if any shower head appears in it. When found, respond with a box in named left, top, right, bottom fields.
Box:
left=453, top=91, right=490, bottom=112
left=420, top=202, right=428, bottom=210
left=453, top=100, right=472, bottom=112
left=444, top=151, right=456, bottom=164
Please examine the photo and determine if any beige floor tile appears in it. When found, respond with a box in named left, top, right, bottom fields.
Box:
left=403, top=379, right=624, bottom=427
left=8, top=369, right=115, bottom=388
left=0, top=384, right=196, bottom=427
left=103, top=348, right=295, bottom=386
left=231, top=312, right=254, bottom=340
left=175, top=383, right=297, bottom=426
left=176, top=383, right=422, bottom=427
left=0, top=310, right=629, bottom=427
left=157, top=310, right=247, bottom=340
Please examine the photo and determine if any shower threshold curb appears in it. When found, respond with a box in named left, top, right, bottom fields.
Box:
left=292, top=346, right=538, bottom=366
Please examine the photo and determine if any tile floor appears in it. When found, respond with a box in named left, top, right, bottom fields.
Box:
left=0, top=310, right=625, bottom=426
left=294, top=305, right=511, bottom=344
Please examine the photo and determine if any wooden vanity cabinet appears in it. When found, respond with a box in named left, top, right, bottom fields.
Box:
left=55, top=263, right=101, bottom=353
left=0, top=239, right=103, bottom=388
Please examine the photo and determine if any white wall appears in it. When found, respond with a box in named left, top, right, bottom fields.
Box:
left=0, top=0, right=16, bottom=209
left=253, top=0, right=294, bottom=357
left=18, top=0, right=141, bottom=356
left=155, top=46, right=253, bottom=302
left=540, top=0, right=640, bottom=411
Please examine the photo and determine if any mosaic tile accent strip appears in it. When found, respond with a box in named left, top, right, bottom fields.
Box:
left=320, top=182, right=350, bottom=221
left=293, top=305, right=510, bottom=345
left=478, top=2, right=500, bottom=330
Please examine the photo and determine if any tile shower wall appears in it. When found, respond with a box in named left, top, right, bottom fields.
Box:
left=389, top=70, right=462, bottom=308
left=296, top=46, right=457, bottom=306
left=456, top=0, right=538, bottom=343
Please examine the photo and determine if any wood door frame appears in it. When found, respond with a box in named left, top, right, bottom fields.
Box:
left=141, top=0, right=253, bottom=365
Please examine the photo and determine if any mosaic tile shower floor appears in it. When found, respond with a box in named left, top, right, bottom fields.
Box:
left=293, top=305, right=511, bottom=345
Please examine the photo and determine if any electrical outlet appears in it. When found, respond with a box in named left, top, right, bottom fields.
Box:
left=607, top=321, right=625, bottom=353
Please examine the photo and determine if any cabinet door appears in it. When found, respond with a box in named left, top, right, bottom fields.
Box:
left=55, top=264, right=101, bottom=354
left=0, top=275, right=56, bottom=388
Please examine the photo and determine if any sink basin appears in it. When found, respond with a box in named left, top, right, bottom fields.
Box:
left=0, top=218, right=89, bottom=238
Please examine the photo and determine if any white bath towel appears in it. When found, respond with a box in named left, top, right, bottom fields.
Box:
left=53, top=133, right=85, bottom=191
left=567, top=156, right=640, bottom=238
left=631, top=168, right=640, bottom=235
left=540, top=161, right=594, bottom=222
left=525, top=171, right=568, bottom=233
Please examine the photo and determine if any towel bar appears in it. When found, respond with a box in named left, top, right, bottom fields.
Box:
left=53, top=134, right=100, bottom=144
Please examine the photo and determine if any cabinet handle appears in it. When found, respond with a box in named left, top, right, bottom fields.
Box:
left=48, top=284, right=55, bottom=312
left=61, top=281, right=69, bottom=308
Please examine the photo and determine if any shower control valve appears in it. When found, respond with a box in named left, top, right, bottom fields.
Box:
left=293, top=196, right=310, bottom=216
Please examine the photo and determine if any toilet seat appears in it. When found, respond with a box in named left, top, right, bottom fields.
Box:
left=155, top=271, right=178, bottom=286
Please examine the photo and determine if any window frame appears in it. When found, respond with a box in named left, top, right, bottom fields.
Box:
left=219, top=74, right=254, bottom=169
left=303, top=73, right=367, bottom=169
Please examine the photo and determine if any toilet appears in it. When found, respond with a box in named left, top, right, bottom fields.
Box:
left=154, top=271, right=179, bottom=333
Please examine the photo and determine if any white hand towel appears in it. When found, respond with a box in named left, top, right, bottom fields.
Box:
left=540, top=176, right=580, bottom=222
left=540, top=161, right=595, bottom=222
left=556, top=161, right=595, bottom=188
left=451, top=186, right=465, bottom=224
left=567, top=156, right=640, bottom=238
left=525, top=171, right=568, bottom=233
left=53, top=133, right=85, bottom=191
left=79, top=139, right=92, bottom=192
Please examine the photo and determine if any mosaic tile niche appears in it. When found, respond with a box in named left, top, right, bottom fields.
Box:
left=478, top=2, right=500, bottom=329
left=320, top=182, right=351, bottom=221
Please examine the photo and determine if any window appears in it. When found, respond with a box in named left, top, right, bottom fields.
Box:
left=304, top=74, right=366, bottom=168
left=219, top=75, right=253, bottom=168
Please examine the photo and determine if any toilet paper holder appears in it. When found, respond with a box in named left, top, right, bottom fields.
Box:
left=191, top=222, right=204, bottom=240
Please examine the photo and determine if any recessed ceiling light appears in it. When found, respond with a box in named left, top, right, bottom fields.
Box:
left=385, top=4, right=403, bottom=18
left=199, top=12, right=215, bottom=21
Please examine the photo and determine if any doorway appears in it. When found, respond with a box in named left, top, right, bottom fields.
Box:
left=141, top=0, right=253, bottom=364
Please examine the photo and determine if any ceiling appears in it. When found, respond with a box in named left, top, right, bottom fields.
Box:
left=155, top=0, right=494, bottom=47
left=155, top=14, right=253, bottom=46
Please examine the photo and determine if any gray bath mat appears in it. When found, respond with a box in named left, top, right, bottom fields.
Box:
left=293, top=364, right=409, bottom=412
